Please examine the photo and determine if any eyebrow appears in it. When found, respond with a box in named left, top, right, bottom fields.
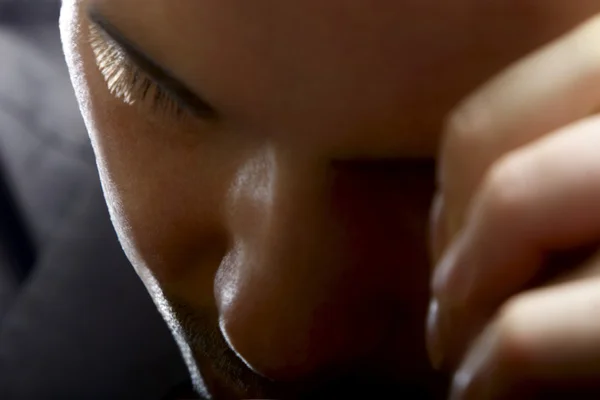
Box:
left=87, top=7, right=217, bottom=119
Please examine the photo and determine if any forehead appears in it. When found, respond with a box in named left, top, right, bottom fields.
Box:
left=91, top=0, right=468, bottom=100
left=92, top=0, right=479, bottom=153
left=92, top=0, right=600, bottom=158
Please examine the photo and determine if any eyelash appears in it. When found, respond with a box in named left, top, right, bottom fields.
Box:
left=88, top=23, right=188, bottom=118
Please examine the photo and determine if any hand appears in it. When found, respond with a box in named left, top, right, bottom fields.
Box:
left=428, top=13, right=600, bottom=399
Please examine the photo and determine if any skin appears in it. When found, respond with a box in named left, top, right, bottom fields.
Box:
left=431, top=15, right=600, bottom=398
left=59, top=0, right=600, bottom=398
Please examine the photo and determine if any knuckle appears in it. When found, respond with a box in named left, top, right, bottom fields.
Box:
left=442, top=100, right=492, bottom=157
left=494, top=296, right=534, bottom=372
left=477, top=155, right=529, bottom=224
left=452, top=296, right=539, bottom=398
left=440, top=97, right=496, bottom=192
left=452, top=299, right=530, bottom=399
left=579, top=12, right=600, bottom=47
left=572, top=13, right=600, bottom=69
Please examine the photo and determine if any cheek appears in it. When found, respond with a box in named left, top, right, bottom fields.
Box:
left=91, top=103, right=245, bottom=302
left=63, top=5, right=237, bottom=302
left=93, top=114, right=238, bottom=306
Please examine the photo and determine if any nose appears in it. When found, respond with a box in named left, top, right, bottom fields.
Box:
left=216, top=144, right=434, bottom=382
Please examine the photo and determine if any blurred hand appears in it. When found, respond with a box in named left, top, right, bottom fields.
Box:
left=428, top=12, right=600, bottom=399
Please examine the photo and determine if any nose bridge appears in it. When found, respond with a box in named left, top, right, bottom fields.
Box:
left=218, top=144, right=346, bottom=380
left=220, top=143, right=337, bottom=304
left=224, top=144, right=328, bottom=252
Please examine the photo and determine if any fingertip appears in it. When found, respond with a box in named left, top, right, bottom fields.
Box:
left=426, top=299, right=445, bottom=370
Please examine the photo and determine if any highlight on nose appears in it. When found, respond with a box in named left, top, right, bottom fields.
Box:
left=213, top=218, right=355, bottom=382
left=215, top=158, right=435, bottom=383
left=215, top=155, right=370, bottom=382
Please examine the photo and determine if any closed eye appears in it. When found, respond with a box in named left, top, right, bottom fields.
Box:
left=87, top=7, right=218, bottom=120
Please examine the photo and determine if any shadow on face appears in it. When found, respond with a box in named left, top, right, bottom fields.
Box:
left=60, top=0, right=600, bottom=397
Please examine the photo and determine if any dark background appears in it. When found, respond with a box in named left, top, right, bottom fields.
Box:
left=0, top=2, right=195, bottom=399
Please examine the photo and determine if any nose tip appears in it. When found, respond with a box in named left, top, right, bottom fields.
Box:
left=218, top=286, right=385, bottom=383
left=218, top=300, right=328, bottom=381
left=215, top=249, right=366, bottom=382
left=217, top=159, right=436, bottom=383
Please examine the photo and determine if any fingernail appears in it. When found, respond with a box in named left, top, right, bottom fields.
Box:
left=426, top=299, right=444, bottom=370
left=449, top=358, right=483, bottom=400
left=449, top=322, right=500, bottom=400
left=429, top=192, right=447, bottom=266
left=449, top=369, right=473, bottom=400
left=431, top=233, right=469, bottom=306
left=431, top=238, right=459, bottom=300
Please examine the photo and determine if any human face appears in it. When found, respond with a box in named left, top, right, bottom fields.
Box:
left=60, top=1, right=599, bottom=398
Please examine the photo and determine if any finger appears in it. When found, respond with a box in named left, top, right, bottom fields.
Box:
left=439, top=13, right=600, bottom=240
left=427, top=249, right=599, bottom=371
left=450, top=271, right=600, bottom=400
left=429, top=192, right=447, bottom=266
left=430, top=116, right=600, bottom=367
left=434, top=115, right=600, bottom=308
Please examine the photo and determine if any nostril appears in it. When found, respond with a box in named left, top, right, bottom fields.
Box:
left=216, top=266, right=386, bottom=385
left=217, top=288, right=324, bottom=382
left=215, top=158, right=437, bottom=384
left=215, top=261, right=364, bottom=383
left=213, top=245, right=304, bottom=380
